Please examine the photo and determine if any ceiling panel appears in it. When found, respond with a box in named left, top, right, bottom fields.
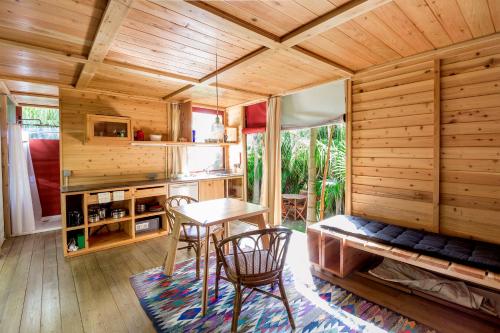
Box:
left=0, top=49, right=80, bottom=85
left=106, top=1, right=262, bottom=80
left=215, top=49, right=343, bottom=95
left=298, top=0, right=500, bottom=73
left=0, top=0, right=106, bottom=56
left=88, top=66, right=187, bottom=99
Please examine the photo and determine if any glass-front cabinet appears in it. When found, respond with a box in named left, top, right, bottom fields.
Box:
left=86, top=114, right=132, bottom=144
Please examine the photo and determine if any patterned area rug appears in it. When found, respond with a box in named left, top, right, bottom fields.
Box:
left=130, top=257, right=436, bottom=333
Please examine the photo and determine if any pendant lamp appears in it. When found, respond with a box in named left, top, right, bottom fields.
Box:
left=211, top=51, right=225, bottom=142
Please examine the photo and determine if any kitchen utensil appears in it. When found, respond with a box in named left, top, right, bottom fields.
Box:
left=97, top=207, right=107, bottom=219
left=67, top=210, right=83, bottom=227
left=149, top=134, right=162, bottom=141
left=148, top=205, right=163, bottom=212
left=136, top=203, right=146, bottom=214
left=111, top=208, right=127, bottom=219
left=88, top=213, right=100, bottom=223
left=135, top=129, right=145, bottom=141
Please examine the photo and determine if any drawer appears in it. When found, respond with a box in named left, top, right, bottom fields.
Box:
left=134, top=185, right=167, bottom=198
left=87, top=189, right=132, bottom=205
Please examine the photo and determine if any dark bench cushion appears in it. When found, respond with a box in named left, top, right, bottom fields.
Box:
left=319, top=215, right=500, bottom=273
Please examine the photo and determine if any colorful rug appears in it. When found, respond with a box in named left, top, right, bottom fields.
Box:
left=130, top=257, right=436, bottom=333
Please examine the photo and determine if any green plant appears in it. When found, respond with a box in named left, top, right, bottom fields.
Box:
left=246, top=124, right=346, bottom=219
left=22, top=106, right=59, bottom=126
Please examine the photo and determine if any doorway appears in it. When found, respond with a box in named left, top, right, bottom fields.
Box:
left=20, top=106, right=61, bottom=232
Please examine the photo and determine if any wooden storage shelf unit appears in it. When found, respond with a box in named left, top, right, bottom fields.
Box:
left=225, top=177, right=243, bottom=200
left=61, top=176, right=244, bottom=257
left=86, top=114, right=132, bottom=144
left=62, top=184, right=169, bottom=257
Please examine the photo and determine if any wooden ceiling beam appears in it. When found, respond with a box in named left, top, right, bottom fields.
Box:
left=198, top=47, right=272, bottom=85
left=207, top=83, right=270, bottom=98
left=0, top=80, right=18, bottom=105
left=163, top=84, right=196, bottom=100
left=280, top=0, right=392, bottom=47
left=75, top=0, right=132, bottom=89
left=18, top=103, right=59, bottom=109
left=10, top=91, right=59, bottom=99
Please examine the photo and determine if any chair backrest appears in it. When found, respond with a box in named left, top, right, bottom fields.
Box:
left=165, top=195, right=198, bottom=230
left=214, top=228, right=292, bottom=280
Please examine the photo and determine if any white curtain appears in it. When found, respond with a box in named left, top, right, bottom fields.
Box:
left=8, top=124, right=36, bottom=235
left=261, top=97, right=282, bottom=226
left=166, top=103, right=188, bottom=177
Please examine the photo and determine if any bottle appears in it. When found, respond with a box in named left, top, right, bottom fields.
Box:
left=192, top=130, right=196, bottom=142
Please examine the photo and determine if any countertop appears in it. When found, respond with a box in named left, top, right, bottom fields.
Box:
left=61, top=172, right=244, bottom=193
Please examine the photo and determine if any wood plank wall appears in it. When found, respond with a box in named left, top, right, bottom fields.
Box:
left=60, top=89, right=168, bottom=186
left=348, top=44, right=500, bottom=244
left=439, top=45, right=500, bottom=243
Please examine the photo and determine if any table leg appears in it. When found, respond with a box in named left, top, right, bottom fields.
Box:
left=223, top=222, right=230, bottom=255
left=163, top=215, right=183, bottom=275
left=201, top=225, right=211, bottom=316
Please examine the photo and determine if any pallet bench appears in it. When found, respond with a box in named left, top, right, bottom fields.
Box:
left=307, top=218, right=500, bottom=291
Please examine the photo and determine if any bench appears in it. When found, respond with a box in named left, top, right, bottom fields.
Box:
left=307, top=215, right=500, bottom=291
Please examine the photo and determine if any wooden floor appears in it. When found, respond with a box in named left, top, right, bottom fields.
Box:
left=0, top=222, right=497, bottom=333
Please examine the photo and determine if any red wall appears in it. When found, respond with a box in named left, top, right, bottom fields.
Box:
left=29, top=140, right=60, bottom=216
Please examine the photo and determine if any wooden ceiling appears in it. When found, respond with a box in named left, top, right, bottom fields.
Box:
left=0, top=0, right=499, bottom=108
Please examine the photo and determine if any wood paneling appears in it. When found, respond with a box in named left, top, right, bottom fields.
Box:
left=440, top=44, right=500, bottom=243
left=349, top=43, right=500, bottom=244
left=351, top=60, right=436, bottom=231
left=60, top=89, right=168, bottom=186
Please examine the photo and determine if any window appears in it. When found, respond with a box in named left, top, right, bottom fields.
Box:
left=187, top=146, right=223, bottom=172
left=192, top=110, right=223, bottom=143
left=21, top=107, right=60, bottom=139
left=188, top=108, right=224, bottom=172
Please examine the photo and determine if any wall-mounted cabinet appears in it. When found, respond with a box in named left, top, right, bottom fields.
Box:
left=86, top=114, right=132, bottom=144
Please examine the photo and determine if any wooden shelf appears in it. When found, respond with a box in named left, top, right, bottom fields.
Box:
left=87, top=216, right=131, bottom=227
left=66, top=248, right=87, bottom=257
left=66, top=225, right=85, bottom=231
left=135, top=211, right=166, bottom=219
left=130, top=141, right=238, bottom=147
left=135, top=229, right=168, bottom=240
left=88, top=230, right=132, bottom=249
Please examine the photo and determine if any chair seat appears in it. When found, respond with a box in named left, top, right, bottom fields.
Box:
left=224, top=250, right=277, bottom=276
left=179, top=224, right=223, bottom=240
left=180, top=225, right=206, bottom=240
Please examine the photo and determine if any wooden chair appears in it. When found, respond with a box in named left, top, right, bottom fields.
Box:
left=212, top=228, right=295, bottom=332
left=165, top=195, right=223, bottom=279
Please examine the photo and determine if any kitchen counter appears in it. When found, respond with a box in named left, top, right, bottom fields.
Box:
left=61, top=172, right=244, bottom=193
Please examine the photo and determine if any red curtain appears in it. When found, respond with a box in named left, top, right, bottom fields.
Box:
left=243, top=101, right=267, bottom=134
left=29, top=139, right=61, bottom=216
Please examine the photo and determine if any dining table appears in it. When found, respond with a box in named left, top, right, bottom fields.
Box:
left=162, top=198, right=269, bottom=316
